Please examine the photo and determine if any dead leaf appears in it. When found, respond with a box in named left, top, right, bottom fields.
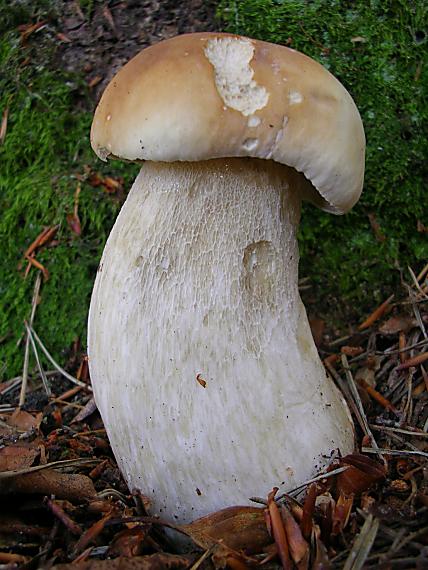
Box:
left=0, top=469, right=96, bottom=501
left=379, top=315, right=416, bottom=335
left=331, top=492, right=353, bottom=535
left=337, top=454, right=386, bottom=496
left=7, top=409, right=42, bottom=431
left=280, top=506, right=309, bottom=569
left=181, top=505, right=271, bottom=553
left=51, top=554, right=191, bottom=569
left=0, top=446, right=39, bottom=472
left=68, top=438, right=92, bottom=454
left=108, top=526, right=151, bottom=557
left=316, top=493, right=335, bottom=542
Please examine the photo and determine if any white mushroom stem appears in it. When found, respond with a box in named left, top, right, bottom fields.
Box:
left=88, top=158, right=354, bottom=523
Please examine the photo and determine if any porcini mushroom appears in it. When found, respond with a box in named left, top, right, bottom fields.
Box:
left=88, top=33, right=365, bottom=523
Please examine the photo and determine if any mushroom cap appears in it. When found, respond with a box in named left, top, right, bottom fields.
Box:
left=91, top=32, right=365, bottom=214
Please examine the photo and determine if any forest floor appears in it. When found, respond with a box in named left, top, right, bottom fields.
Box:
left=1, top=2, right=428, bottom=569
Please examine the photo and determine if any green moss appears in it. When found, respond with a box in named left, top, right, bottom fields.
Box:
left=218, top=0, right=428, bottom=319
left=0, top=5, right=138, bottom=378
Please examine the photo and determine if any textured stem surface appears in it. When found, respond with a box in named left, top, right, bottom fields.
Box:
left=88, top=158, right=354, bottom=523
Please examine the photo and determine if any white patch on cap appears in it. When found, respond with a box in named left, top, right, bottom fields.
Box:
left=288, top=91, right=303, bottom=105
left=247, top=115, right=261, bottom=128
left=242, top=138, right=258, bottom=152
left=204, top=37, right=269, bottom=116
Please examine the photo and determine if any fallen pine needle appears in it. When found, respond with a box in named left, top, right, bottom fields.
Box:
left=343, top=513, right=379, bottom=570
left=189, top=544, right=216, bottom=570
left=416, top=262, right=428, bottom=284
left=72, top=514, right=111, bottom=556
left=0, top=458, right=99, bottom=480
left=24, top=320, right=51, bottom=398
left=399, top=331, right=407, bottom=363
left=24, top=255, right=49, bottom=280
left=56, top=385, right=82, bottom=401
left=370, top=425, right=428, bottom=438
left=19, top=273, right=42, bottom=407
left=341, top=354, right=382, bottom=458
left=358, top=294, right=394, bottom=330
left=358, top=377, right=398, bottom=413
left=362, top=447, right=428, bottom=459
left=396, top=351, right=428, bottom=370
left=50, top=397, right=84, bottom=409
left=249, top=467, right=350, bottom=505
left=408, top=265, right=428, bottom=300
left=23, top=225, right=59, bottom=259
left=325, top=359, right=367, bottom=434
left=44, top=497, right=83, bottom=535
left=282, top=465, right=350, bottom=498
left=29, top=325, right=92, bottom=391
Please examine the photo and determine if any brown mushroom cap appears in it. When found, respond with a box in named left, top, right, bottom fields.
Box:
left=91, top=32, right=365, bottom=214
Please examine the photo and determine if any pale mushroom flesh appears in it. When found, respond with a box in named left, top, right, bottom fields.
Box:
left=88, top=157, right=354, bottom=523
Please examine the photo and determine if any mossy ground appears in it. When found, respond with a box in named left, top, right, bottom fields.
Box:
left=0, top=1, right=139, bottom=378
left=219, top=0, right=428, bottom=322
left=1, top=0, right=427, bottom=378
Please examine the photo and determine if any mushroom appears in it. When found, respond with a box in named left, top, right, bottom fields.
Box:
left=88, top=33, right=365, bottom=523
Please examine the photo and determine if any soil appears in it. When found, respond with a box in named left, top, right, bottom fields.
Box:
left=57, top=0, right=219, bottom=101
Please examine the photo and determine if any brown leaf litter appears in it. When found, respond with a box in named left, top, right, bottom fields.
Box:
left=1, top=265, right=427, bottom=568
